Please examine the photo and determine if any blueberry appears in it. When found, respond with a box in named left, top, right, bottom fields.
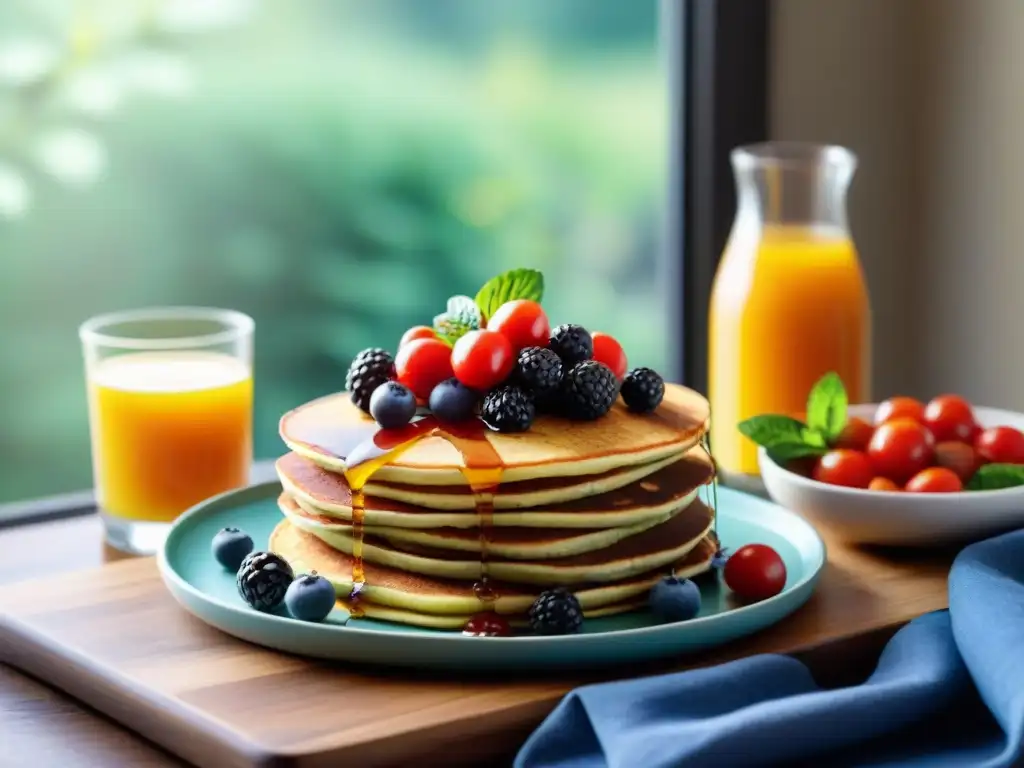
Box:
left=369, top=381, right=417, bottom=429
left=428, top=378, right=478, bottom=423
left=212, top=527, right=254, bottom=571
left=284, top=571, right=337, bottom=622
left=649, top=576, right=701, bottom=622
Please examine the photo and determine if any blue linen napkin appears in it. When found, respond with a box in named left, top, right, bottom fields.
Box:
left=515, top=528, right=1024, bottom=768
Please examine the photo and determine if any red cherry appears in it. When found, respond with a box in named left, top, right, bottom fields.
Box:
left=590, top=332, right=627, bottom=380
left=463, top=611, right=512, bottom=637
left=723, top=544, right=787, bottom=602
left=486, top=300, right=550, bottom=352
left=452, top=330, right=514, bottom=390
left=395, top=338, right=454, bottom=400
left=399, top=325, right=437, bottom=348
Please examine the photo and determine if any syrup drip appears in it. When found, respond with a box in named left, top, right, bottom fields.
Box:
left=291, top=410, right=505, bottom=619
left=440, top=422, right=504, bottom=603
left=698, top=432, right=718, bottom=533
left=336, top=417, right=442, bottom=617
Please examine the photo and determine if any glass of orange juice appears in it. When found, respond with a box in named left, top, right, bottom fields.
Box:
left=80, top=307, right=254, bottom=554
left=708, top=143, right=872, bottom=489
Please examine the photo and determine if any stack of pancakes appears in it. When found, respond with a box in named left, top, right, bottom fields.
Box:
left=271, top=383, right=718, bottom=629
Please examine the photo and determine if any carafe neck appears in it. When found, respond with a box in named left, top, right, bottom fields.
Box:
left=731, top=142, right=856, bottom=233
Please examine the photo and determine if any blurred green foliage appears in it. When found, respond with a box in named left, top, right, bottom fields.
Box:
left=0, top=0, right=668, bottom=503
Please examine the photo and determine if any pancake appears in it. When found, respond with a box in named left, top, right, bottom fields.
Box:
left=269, top=519, right=718, bottom=627
left=277, top=451, right=690, bottom=512
left=287, top=498, right=675, bottom=560
left=278, top=448, right=714, bottom=527
left=279, top=383, right=710, bottom=485
left=279, top=493, right=715, bottom=586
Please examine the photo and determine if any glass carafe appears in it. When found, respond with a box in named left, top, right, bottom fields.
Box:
left=708, top=142, right=872, bottom=484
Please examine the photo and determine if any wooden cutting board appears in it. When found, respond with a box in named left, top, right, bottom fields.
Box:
left=0, top=548, right=951, bottom=768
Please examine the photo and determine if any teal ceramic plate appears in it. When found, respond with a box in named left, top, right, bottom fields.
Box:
left=158, top=483, right=826, bottom=670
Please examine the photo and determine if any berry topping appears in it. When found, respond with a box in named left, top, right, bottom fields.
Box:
left=237, top=552, right=294, bottom=612
left=562, top=361, right=619, bottom=421
left=463, top=611, right=512, bottom=637
left=481, top=385, right=535, bottom=433
left=591, top=332, right=628, bottom=381
left=528, top=588, right=583, bottom=635
left=369, top=381, right=417, bottom=429
left=284, top=571, right=337, bottom=622
left=620, top=367, right=665, bottom=413
left=487, top=299, right=551, bottom=352
left=428, top=377, right=479, bottom=423
left=514, top=346, right=564, bottom=405
left=649, top=576, right=701, bottom=622
left=211, top=527, right=254, bottom=571
left=452, top=329, right=514, bottom=391
left=345, top=348, right=395, bottom=414
left=395, top=338, right=454, bottom=401
left=549, top=324, right=593, bottom=366
left=399, top=325, right=437, bottom=348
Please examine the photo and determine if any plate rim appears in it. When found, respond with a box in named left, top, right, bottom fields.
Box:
left=158, top=481, right=827, bottom=646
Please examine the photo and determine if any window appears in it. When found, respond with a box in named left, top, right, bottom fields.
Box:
left=0, top=0, right=766, bottom=512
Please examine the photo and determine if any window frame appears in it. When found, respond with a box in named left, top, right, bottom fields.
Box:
left=0, top=0, right=770, bottom=527
left=666, top=0, right=770, bottom=393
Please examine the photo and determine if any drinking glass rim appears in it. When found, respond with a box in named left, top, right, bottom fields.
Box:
left=732, top=142, right=857, bottom=171
left=79, top=306, right=254, bottom=351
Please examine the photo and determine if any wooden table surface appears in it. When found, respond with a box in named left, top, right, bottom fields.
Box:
left=0, top=513, right=959, bottom=767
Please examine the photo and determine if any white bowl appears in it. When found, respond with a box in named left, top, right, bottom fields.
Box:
left=759, top=403, right=1024, bottom=546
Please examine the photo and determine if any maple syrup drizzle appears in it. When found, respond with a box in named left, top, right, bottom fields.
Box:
left=292, top=411, right=505, bottom=619
left=333, top=416, right=442, bottom=617
left=439, top=422, right=504, bottom=603
left=698, top=431, right=718, bottom=532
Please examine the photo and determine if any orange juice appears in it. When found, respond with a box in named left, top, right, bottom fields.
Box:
left=709, top=224, right=871, bottom=476
left=88, top=350, right=253, bottom=522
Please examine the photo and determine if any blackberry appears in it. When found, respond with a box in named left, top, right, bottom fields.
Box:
left=549, top=324, right=593, bottom=366
left=529, top=588, right=583, bottom=635
left=621, top=367, right=665, bottom=413
left=562, top=361, right=619, bottom=420
left=481, top=385, right=535, bottom=433
left=345, top=348, right=395, bottom=413
left=514, top=346, right=564, bottom=406
left=237, top=551, right=294, bottom=612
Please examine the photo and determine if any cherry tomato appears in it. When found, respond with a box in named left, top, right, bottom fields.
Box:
left=486, top=300, right=550, bottom=352
left=723, top=544, right=787, bottom=602
left=934, top=441, right=981, bottom=482
left=905, top=467, right=963, bottom=493
left=866, top=418, right=934, bottom=484
left=451, top=330, right=514, bottom=390
left=923, top=395, right=978, bottom=443
left=874, top=396, right=925, bottom=425
left=590, top=332, right=627, bottom=380
left=399, top=325, right=437, bottom=348
left=834, top=417, right=874, bottom=451
left=868, top=477, right=901, bottom=492
left=812, top=449, right=874, bottom=489
left=395, top=338, right=454, bottom=400
left=975, top=426, right=1024, bottom=465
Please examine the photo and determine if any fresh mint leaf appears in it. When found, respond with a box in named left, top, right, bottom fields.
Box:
left=433, top=295, right=482, bottom=346
left=805, top=372, right=848, bottom=442
left=738, top=414, right=811, bottom=446
left=738, top=414, right=828, bottom=464
left=966, top=463, right=1024, bottom=491
left=475, top=268, right=544, bottom=319
left=767, top=442, right=828, bottom=464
